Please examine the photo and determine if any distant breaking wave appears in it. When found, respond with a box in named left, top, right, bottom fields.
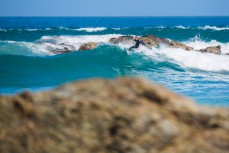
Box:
left=174, top=26, right=189, bottom=29
left=198, top=26, right=229, bottom=31
left=75, top=27, right=107, bottom=32
left=1, top=26, right=229, bottom=32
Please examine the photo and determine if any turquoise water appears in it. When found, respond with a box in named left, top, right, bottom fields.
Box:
left=0, top=17, right=229, bottom=106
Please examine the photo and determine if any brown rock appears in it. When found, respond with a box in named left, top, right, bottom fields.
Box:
left=79, top=42, right=97, bottom=50
left=51, top=47, right=73, bottom=54
left=140, top=35, right=193, bottom=51
left=0, top=78, right=228, bottom=153
left=199, top=45, right=221, bottom=54
left=109, top=35, right=193, bottom=51
left=169, top=41, right=193, bottom=51
left=109, top=36, right=134, bottom=44
left=139, top=35, right=170, bottom=48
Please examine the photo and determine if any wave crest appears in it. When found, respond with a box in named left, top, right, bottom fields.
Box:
left=1, top=34, right=229, bottom=72
left=198, top=26, right=229, bottom=31
left=75, top=27, right=107, bottom=32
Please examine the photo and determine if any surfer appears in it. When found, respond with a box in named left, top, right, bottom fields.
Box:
left=129, top=37, right=141, bottom=51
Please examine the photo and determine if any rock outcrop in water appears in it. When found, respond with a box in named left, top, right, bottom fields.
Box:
left=109, top=35, right=194, bottom=51
left=79, top=42, right=97, bottom=50
left=199, top=45, right=221, bottom=54
left=40, top=35, right=222, bottom=55
left=109, top=36, right=134, bottom=44
left=0, top=78, right=228, bottom=153
left=109, top=35, right=221, bottom=53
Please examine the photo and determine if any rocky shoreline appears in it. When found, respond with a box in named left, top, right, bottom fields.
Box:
left=0, top=77, right=228, bottom=153
left=47, top=35, right=223, bottom=55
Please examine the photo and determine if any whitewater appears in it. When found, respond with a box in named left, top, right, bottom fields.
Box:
left=0, top=17, right=229, bottom=106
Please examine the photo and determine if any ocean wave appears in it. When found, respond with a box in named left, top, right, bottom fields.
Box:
left=184, top=36, right=229, bottom=54
left=198, top=26, right=229, bottom=31
left=124, top=45, right=229, bottom=72
left=74, top=27, right=107, bottom=32
left=0, top=34, right=122, bottom=56
left=155, top=47, right=229, bottom=72
left=0, top=28, right=7, bottom=32
left=112, top=28, right=121, bottom=30
left=112, top=38, right=229, bottom=72
left=1, top=26, right=229, bottom=32
left=174, top=26, right=189, bottom=29
left=1, top=34, right=229, bottom=72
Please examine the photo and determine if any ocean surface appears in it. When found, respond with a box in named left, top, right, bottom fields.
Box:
left=0, top=17, right=229, bottom=107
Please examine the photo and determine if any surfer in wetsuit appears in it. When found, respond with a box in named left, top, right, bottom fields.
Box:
left=129, top=37, right=141, bottom=51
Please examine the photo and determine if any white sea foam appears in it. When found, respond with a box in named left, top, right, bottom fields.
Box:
left=152, top=46, right=229, bottom=71
left=174, top=26, right=189, bottom=29
left=158, top=26, right=166, bottom=29
left=75, top=27, right=107, bottom=32
left=2, top=34, right=229, bottom=72
left=40, top=34, right=120, bottom=46
left=0, top=28, right=7, bottom=32
left=113, top=38, right=229, bottom=72
left=112, top=28, right=121, bottom=30
left=45, top=28, right=52, bottom=30
left=198, top=26, right=229, bottom=31
left=184, top=36, right=229, bottom=54
left=29, top=34, right=122, bottom=55
left=26, top=29, right=39, bottom=31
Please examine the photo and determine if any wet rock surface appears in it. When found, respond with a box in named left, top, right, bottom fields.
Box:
left=79, top=42, right=97, bottom=50
left=109, top=36, right=134, bottom=44
left=199, top=45, right=221, bottom=54
left=109, top=35, right=222, bottom=53
left=0, top=77, right=228, bottom=153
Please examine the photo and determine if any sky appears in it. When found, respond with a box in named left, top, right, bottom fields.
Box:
left=0, top=0, right=229, bottom=16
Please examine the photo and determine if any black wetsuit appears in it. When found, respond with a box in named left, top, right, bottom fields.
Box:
left=129, top=39, right=140, bottom=51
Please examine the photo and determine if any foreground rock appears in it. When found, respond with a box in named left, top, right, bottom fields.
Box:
left=79, top=42, right=97, bottom=50
left=0, top=78, right=228, bottom=153
left=199, top=45, right=221, bottom=54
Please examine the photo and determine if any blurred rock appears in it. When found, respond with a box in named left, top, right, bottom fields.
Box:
left=79, top=42, right=97, bottom=50
left=0, top=77, right=228, bottom=153
left=199, top=45, right=221, bottom=54
left=109, top=36, right=134, bottom=44
left=109, top=35, right=193, bottom=51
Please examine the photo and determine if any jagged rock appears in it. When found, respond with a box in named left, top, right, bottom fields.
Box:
left=168, top=41, right=194, bottom=51
left=109, top=36, right=134, bottom=44
left=51, top=47, right=73, bottom=54
left=79, top=42, right=97, bottom=50
left=199, top=45, right=221, bottom=54
left=0, top=77, right=228, bottom=153
left=48, top=43, right=76, bottom=54
left=139, top=35, right=171, bottom=48
left=109, top=35, right=193, bottom=51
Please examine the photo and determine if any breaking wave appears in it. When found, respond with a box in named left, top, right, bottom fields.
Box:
left=74, top=27, right=107, bottom=32
left=198, top=26, right=229, bottom=31
left=1, top=34, right=229, bottom=72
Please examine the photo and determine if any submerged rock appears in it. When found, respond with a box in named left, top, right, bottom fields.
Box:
left=79, top=42, right=97, bottom=50
left=51, top=46, right=73, bottom=54
left=199, top=45, right=221, bottom=54
left=0, top=77, right=228, bottom=153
